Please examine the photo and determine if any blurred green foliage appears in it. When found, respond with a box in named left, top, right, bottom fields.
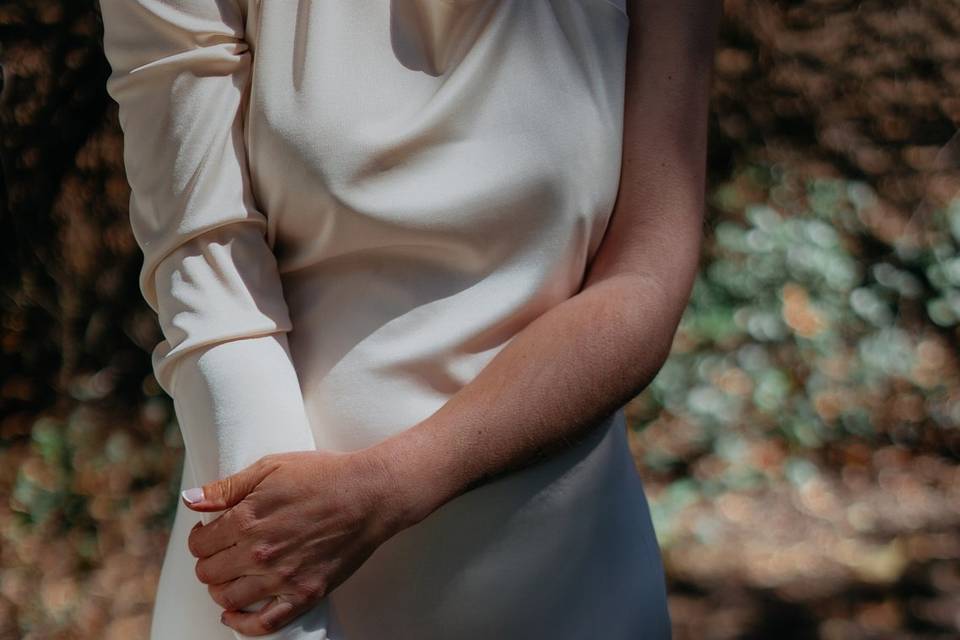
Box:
left=632, top=164, right=960, bottom=544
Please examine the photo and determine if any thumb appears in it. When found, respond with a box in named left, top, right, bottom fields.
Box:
left=181, top=460, right=272, bottom=512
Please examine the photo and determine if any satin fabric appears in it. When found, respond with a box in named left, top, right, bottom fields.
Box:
left=100, top=0, right=671, bottom=638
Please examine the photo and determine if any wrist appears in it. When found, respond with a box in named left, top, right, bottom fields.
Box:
left=365, top=417, right=472, bottom=531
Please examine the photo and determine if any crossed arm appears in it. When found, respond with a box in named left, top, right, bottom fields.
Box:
left=375, top=0, right=723, bottom=527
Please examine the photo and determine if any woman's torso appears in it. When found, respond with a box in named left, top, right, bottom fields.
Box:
left=243, top=0, right=629, bottom=451
left=233, top=1, right=668, bottom=636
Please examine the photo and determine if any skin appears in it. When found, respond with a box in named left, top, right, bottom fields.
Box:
left=183, top=0, right=723, bottom=635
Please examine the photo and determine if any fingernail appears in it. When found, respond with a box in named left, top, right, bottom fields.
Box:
left=182, top=487, right=204, bottom=504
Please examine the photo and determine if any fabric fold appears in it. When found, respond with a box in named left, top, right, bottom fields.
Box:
left=99, top=1, right=332, bottom=637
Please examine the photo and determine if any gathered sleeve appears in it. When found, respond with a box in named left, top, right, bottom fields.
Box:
left=100, top=1, right=331, bottom=635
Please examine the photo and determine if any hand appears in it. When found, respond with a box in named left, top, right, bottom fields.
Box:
left=180, top=449, right=410, bottom=636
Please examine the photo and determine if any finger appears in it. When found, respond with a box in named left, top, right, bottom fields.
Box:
left=195, top=539, right=267, bottom=585
left=222, top=594, right=306, bottom=636
left=183, top=456, right=276, bottom=513
left=187, top=504, right=247, bottom=558
left=208, top=574, right=277, bottom=613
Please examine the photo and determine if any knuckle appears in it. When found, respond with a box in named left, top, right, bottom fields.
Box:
left=300, top=582, right=321, bottom=601
left=194, top=561, right=210, bottom=584
left=250, top=543, right=274, bottom=565
left=235, top=509, right=258, bottom=536
left=236, top=517, right=255, bottom=536
left=277, top=563, right=296, bottom=580
left=260, top=453, right=277, bottom=467
left=296, top=577, right=325, bottom=601
left=208, top=585, right=235, bottom=611
left=221, top=477, right=236, bottom=501
left=258, top=454, right=284, bottom=476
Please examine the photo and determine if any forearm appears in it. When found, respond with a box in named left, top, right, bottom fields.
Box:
left=374, top=254, right=698, bottom=528
left=371, top=0, right=719, bottom=530
left=173, top=333, right=316, bottom=487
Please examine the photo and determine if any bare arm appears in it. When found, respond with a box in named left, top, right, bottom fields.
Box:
left=374, top=0, right=723, bottom=527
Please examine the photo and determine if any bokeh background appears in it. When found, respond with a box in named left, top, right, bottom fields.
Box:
left=2, top=1, right=960, bottom=638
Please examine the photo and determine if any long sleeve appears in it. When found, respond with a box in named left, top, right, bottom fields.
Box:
left=99, top=1, right=331, bottom=637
